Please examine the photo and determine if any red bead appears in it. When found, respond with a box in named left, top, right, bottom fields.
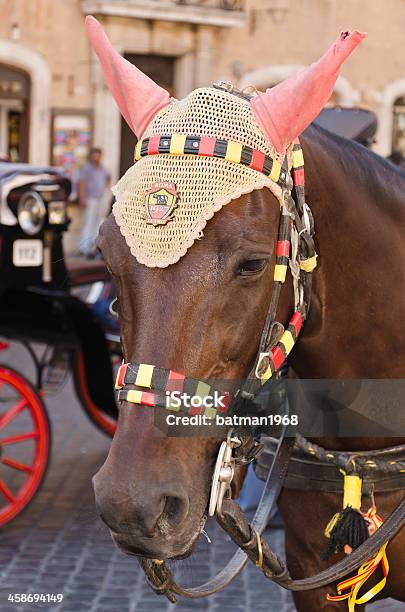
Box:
left=167, top=371, right=185, bottom=393
left=141, top=392, right=156, bottom=407
left=276, top=240, right=290, bottom=257
left=290, top=311, right=303, bottom=335
left=293, top=168, right=305, bottom=185
left=250, top=149, right=265, bottom=172
left=271, top=346, right=285, bottom=371
left=148, top=135, right=160, bottom=155
left=117, top=363, right=128, bottom=388
left=199, top=136, right=216, bottom=156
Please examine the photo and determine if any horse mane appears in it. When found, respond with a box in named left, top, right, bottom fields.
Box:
left=304, top=123, right=405, bottom=211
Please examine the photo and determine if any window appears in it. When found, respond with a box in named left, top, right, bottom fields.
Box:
left=392, top=96, right=405, bottom=154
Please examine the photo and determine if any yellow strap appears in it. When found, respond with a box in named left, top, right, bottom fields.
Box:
left=279, top=329, right=294, bottom=355
left=355, top=547, right=389, bottom=605
left=343, top=474, right=362, bottom=510
left=170, top=134, right=186, bottom=155
left=300, top=254, right=318, bottom=272
left=135, top=364, right=154, bottom=388
left=269, top=159, right=281, bottom=182
left=126, top=389, right=143, bottom=404
left=225, top=141, right=243, bottom=164
left=274, top=264, right=287, bottom=282
left=293, top=148, right=304, bottom=168
left=134, top=140, right=142, bottom=160
left=324, top=512, right=340, bottom=538
left=261, top=365, right=273, bottom=384
left=327, top=543, right=389, bottom=611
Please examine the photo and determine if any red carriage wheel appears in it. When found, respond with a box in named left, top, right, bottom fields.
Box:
left=72, top=351, right=117, bottom=437
left=0, top=366, right=50, bottom=526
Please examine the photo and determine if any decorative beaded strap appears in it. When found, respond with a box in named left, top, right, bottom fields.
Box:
left=253, top=140, right=315, bottom=383
left=273, top=141, right=317, bottom=284
left=115, top=363, right=232, bottom=418
left=134, top=134, right=289, bottom=187
left=115, top=312, right=302, bottom=413
left=256, top=311, right=303, bottom=383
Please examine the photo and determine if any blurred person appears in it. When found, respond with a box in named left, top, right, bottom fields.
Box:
left=78, top=147, right=111, bottom=257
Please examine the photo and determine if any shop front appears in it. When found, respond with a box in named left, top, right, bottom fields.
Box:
left=0, top=64, right=30, bottom=162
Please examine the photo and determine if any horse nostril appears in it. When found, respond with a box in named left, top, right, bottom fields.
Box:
left=93, top=465, right=190, bottom=537
left=165, top=495, right=184, bottom=520
left=157, top=493, right=189, bottom=532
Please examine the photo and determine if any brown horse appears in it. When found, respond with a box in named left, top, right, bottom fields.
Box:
left=94, top=123, right=405, bottom=609
left=84, top=15, right=404, bottom=610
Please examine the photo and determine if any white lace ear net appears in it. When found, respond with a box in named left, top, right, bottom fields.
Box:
left=112, top=87, right=293, bottom=268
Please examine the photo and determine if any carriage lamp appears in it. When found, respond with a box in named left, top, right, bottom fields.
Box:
left=17, top=191, right=46, bottom=235
left=48, top=201, right=67, bottom=225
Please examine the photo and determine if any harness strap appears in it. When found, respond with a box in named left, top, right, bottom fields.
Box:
left=237, top=138, right=315, bottom=403
left=134, top=133, right=289, bottom=188
left=116, top=312, right=301, bottom=416
left=142, top=439, right=405, bottom=600
left=115, top=362, right=231, bottom=418
left=255, top=311, right=302, bottom=383
left=255, top=436, right=405, bottom=493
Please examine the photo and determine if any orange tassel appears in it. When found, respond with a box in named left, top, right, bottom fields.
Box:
left=327, top=508, right=389, bottom=611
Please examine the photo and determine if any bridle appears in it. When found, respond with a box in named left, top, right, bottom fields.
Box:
left=113, top=93, right=405, bottom=601
left=115, top=136, right=315, bottom=418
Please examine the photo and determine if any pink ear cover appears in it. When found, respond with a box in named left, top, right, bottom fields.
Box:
left=85, top=15, right=172, bottom=137
left=251, top=31, right=367, bottom=154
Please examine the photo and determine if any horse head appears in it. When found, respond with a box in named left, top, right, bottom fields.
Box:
left=86, top=16, right=365, bottom=560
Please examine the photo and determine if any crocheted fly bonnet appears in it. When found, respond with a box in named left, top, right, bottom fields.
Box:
left=86, top=16, right=365, bottom=268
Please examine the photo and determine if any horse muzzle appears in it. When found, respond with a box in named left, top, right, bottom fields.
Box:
left=110, top=529, right=198, bottom=561
left=92, top=463, right=207, bottom=560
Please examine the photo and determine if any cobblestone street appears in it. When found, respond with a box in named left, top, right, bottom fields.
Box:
left=0, top=344, right=402, bottom=612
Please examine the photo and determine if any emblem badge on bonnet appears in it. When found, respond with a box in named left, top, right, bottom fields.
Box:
left=145, top=181, right=178, bottom=226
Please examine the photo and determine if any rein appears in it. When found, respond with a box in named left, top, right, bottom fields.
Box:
left=138, top=430, right=405, bottom=603
left=139, top=430, right=405, bottom=603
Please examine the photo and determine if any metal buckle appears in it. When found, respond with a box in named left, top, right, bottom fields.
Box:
left=209, top=431, right=241, bottom=516
left=302, top=201, right=314, bottom=235
left=213, top=80, right=234, bottom=93
left=213, top=81, right=253, bottom=101
left=255, top=351, right=270, bottom=380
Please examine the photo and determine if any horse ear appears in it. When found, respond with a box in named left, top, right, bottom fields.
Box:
left=251, top=31, right=367, bottom=154
left=85, top=16, right=172, bottom=137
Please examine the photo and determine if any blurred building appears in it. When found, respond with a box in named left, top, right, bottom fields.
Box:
left=0, top=0, right=404, bottom=181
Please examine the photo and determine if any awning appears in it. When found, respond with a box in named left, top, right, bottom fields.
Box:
left=313, top=107, right=378, bottom=146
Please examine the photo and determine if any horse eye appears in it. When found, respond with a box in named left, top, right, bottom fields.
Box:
left=109, top=297, right=119, bottom=316
left=238, top=259, right=268, bottom=276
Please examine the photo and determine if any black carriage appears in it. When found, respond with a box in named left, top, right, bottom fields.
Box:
left=0, top=163, right=118, bottom=526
